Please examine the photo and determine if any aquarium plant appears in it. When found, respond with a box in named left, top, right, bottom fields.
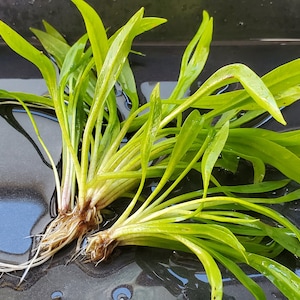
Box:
left=0, top=0, right=300, bottom=299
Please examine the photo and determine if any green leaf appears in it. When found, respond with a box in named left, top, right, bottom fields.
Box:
left=118, top=59, right=139, bottom=114
left=262, top=58, right=300, bottom=95
left=114, top=84, right=162, bottom=226
left=210, top=251, right=266, bottom=300
left=247, top=253, right=300, bottom=300
left=72, top=0, right=108, bottom=74
left=0, top=90, right=53, bottom=107
left=209, top=196, right=300, bottom=241
left=140, top=84, right=162, bottom=170
left=0, top=21, right=57, bottom=94
left=218, top=179, right=289, bottom=195
left=42, top=20, right=67, bottom=43
left=30, top=27, right=70, bottom=68
left=128, top=11, right=212, bottom=130
left=165, top=110, right=203, bottom=174
left=225, top=134, right=300, bottom=183
left=173, top=11, right=213, bottom=99
left=173, top=235, right=223, bottom=300
left=259, top=224, right=300, bottom=257
left=59, top=34, right=89, bottom=85
left=198, top=64, right=286, bottom=125
left=202, top=121, right=229, bottom=196
left=132, top=17, right=167, bottom=36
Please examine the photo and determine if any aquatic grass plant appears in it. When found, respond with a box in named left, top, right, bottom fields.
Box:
left=0, top=0, right=300, bottom=298
left=0, top=0, right=170, bottom=260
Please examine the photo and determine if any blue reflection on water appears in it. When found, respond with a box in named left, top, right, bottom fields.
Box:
left=167, top=268, right=189, bottom=285
left=112, top=285, right=133, bottom=300
left=0, top=198, right=45, bottom=254
left=194, top=272, right=209, bottom=283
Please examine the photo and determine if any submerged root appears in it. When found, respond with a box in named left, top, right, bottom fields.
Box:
left=85, top=230, right=119, bottom=263
left=38, top=205, right=100, bottom=260
left=0, top=206, right=100, bottom=282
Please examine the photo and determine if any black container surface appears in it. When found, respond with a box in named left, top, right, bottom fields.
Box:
left=1, top=0, right=300, bottom=43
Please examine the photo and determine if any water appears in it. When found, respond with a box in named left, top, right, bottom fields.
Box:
left=0, top=191, right=45, bottom=254
left=135, top=248, right=236, bottom=299
left=0, top=104, right=61, bottom=265
left=51, top=291, right=63, bottom=300
left=112, top=285, right=133, bottom=300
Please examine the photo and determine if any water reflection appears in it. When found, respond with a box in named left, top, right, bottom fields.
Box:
left=0, top=190, right=46, bottom=254
left=135, top=248, right=220, bottom=299
left=0, top=105, right=55, bottom=168
left=0, top=103, right=60, bottom=266
left=134, top=246, right=299, bottom=299
left=112, top=285, right=133, bottom=300
left=51, top=290, right=63, bottom=300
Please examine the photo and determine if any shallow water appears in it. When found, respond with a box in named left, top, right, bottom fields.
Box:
left=0, top=104, right=61, bottom=265
left=0, top=192, right=45, bottom=254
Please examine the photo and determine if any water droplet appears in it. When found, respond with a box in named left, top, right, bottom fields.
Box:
left=51, top=290, right=63, bottom=299
left=271, top=291, right=282, bottom=298
left=111, top=285, right=133, bottom=300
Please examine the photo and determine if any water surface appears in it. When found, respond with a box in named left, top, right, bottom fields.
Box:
left=0, top=191, right=46, bottom=254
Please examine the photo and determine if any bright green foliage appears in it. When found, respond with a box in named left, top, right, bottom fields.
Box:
left=0, top=1, right=300, bottom=299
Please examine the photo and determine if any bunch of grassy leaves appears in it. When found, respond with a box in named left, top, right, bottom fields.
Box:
left=0, top=0, right=300, bottom=299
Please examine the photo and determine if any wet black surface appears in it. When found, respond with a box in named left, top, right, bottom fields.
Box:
left=1, top=0, right=300, bottom=43
left=0, top=188, right=46, bottom=255
left=0, top=106, right=61, bottom=267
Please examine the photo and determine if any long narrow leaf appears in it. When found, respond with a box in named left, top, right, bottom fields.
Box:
left=202, top=121, right=229, bottom=196
left=30, top=27, right=70, bottom=68
left=225, top=135, right=300, bottom=183
left=42, top=19, right=67, bottom=43
left=172, top=235, right=223, bottom=300
left=78, top=8, right=145, bottom=204
left=0, top=21, right=57, bottom=94
left=210, top=250, right=266, bottom=300
left=247, top=253, right=300, bottom=300
left=114, top=84, right=162, bottom=225
left=72, top=0, right=108, bottom=74
left=199, top=64, right=286, bottom=125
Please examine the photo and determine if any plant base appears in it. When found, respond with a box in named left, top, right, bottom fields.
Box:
left=38, top=206, right=100, bottom=260
left=85, top=230, right=119, bottom=262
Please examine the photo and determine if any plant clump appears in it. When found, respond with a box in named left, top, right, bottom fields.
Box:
left=0, top=0, right=300, bottom=299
